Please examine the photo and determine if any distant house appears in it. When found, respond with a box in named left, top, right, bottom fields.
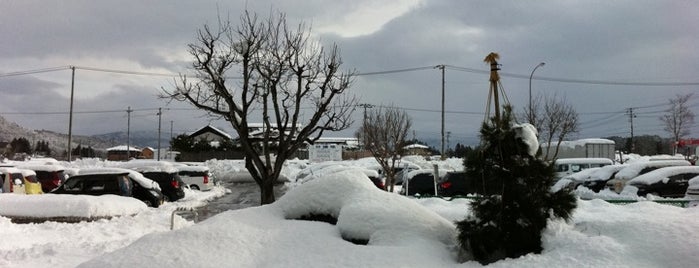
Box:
left=540, top=138, right=616, bottom=160
left=106, top=145, right=142, bottom=161
left=141, top=147, right=155, bottom=159
left=404, top=143, right=431, bottom=156
left=189, top=125, right=232, bottom=144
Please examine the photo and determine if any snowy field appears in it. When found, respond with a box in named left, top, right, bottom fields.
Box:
left=1, top=157, right=699, bottom=267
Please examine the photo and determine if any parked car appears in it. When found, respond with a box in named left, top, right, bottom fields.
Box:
left=175, top=164, right=216, bottom=191
left=15, top=164, right=67, bottom=193
left=19, top=169, right=43, bottom=194
left=52, top=167, right=165, bottom=207
left=625, top=166, right=699, bottom=198
left=295, top=163, right=384, bottom=190
left=400, top=169, right=452, bottom=196
left=607, top=160, right=691, bottom=193
left=579, top=164, right=628, bottom=192
left=552, top=167, right=602, bottom=192
left=553, top=158, right=614, bottom=179
left=438, top=171, right=506, bottom=196
left=115, top=160, right=185, bottom=201
left=0, top=167, right=26, bottom=194
left=684, top=175, right=699, bottom=206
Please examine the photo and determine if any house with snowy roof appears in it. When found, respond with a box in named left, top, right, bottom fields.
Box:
left=188, top=125, right=232, bottom=144
left=106, top=145, right=142, bottom=161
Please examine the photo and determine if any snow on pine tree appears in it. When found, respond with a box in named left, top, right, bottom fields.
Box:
left=456, top=105, right=576, bottom=265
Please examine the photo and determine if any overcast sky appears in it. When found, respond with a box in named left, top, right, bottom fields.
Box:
left=1, top=0, right=698, bottom=147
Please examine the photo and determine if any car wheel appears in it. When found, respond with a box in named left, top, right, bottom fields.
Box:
left=190, top=185, right=200, bottom=191
left=163, top=195, right=170, bottom=202
left=143, top=199, right=154, bottom=207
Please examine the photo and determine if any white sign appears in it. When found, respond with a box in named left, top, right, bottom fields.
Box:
left=309, top=144, right=342, bottom=162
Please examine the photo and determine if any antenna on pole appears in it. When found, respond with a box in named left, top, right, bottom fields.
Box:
left=484, top=52, right=502, bottom=122
left=157, top=107, right=162, bottom=161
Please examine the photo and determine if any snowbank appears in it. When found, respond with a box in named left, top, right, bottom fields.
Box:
left=78, top=170, right=459, bottom=267
left=0, top=194, right=146, bottom=219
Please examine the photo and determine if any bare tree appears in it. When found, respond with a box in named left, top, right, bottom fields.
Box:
left=163, top=11, right=357, bottom=204
left=538, top=95, right=579, bottom=161
left=356, top=105, right=412, bottom=192
left=660, top=93, right=695, bottom=154
left=521, top=93, right=545, bottom=132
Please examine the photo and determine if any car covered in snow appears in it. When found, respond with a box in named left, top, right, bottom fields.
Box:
left=606, top=160, right=691, bottom=193
left=579, top=164, right=628, bottom=192
left=684, top=175, right=699, bottom=206
left=0, top=167, right=26, bottom=194
left=624, top=166, right=699, bottom=198
left=52, top=167, right=165, bottom=207
left=14, top=163, right=68, bottom=193
left=295, top=163, right=384, bottom=190
left=19, top=169, right=43, bottom=194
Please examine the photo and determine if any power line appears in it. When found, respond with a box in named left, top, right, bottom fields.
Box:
left=0, top=66, right=70, bottom=78
left=444, top=64, right=699, bottom=86
left=7, top=64, right=699, bottom=87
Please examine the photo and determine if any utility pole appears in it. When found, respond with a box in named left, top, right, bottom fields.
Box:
left=170, top=120, right=174, bottom=140
left=435, top=65, right=446, bottom=159
left=67, top=66, right=75, bottom=162
left=157, top=107, right=162, bottom=161
left=358, top=103, right=374, bottom=122
left=126, top=106, right=132, bottom=160
left=626, top=108, right=636, bottom=153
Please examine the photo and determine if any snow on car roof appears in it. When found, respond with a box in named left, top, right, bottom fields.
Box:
left=628, top=166, right=699, bottom=185
left=113, top=160, right=179, bottom=173
left=174, top=165, right=210, bottom=172
left=554, top=158, right=614, bottom=164
left=0, top=167, right=23, bottom=174
left=561, top=167, right=602, bottom=182
left=615, top=160, right=691, bottom=180
left=18, top=168, right=36, bottom=177
left=586, top=164, right=628, bottom=181
left=14, top=163, right=66, bottom=172
left=75, top=167, right=161, bottom=190
left=405, top=168, right=449, bottom=180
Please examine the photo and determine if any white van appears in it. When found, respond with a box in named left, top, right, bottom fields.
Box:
left=553, top=158, right=614, bottom=179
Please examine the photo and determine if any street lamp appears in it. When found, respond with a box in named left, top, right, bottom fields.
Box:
left=528, top=62, right=545, bottom=123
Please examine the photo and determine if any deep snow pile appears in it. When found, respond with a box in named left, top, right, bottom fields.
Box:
left=78, top=171, right=460, bottom=267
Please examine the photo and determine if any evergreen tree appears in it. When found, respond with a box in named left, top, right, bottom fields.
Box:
left=10, top=137, right=32, bottom=154
left=456, top=106, right=576, bottom=264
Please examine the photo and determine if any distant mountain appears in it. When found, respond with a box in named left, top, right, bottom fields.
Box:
left=0, top=115, right=118, bottom=155
left=93, top=130, right=171, bottom=149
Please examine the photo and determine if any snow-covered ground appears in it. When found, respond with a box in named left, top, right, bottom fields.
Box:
left=1, top=156, right=699, bottom=267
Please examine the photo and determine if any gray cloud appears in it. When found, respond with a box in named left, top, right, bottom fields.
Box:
left=1, top=0, right=698, bottom=147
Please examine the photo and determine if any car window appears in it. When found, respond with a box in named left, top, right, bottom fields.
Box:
left=179, top=171, right=207, bottom=177
left=556, top=165, right=569, bottom=172
left=24, top=175, right=39, bottom=183
left=116, top=175, right=133, bottom=196
left=63, top=177, right=83, bottom=191
left=571, top=164, right=582, bottom=172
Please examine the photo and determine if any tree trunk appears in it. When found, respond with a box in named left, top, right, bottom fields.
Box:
left=259, top=175, right=276, bottom=205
